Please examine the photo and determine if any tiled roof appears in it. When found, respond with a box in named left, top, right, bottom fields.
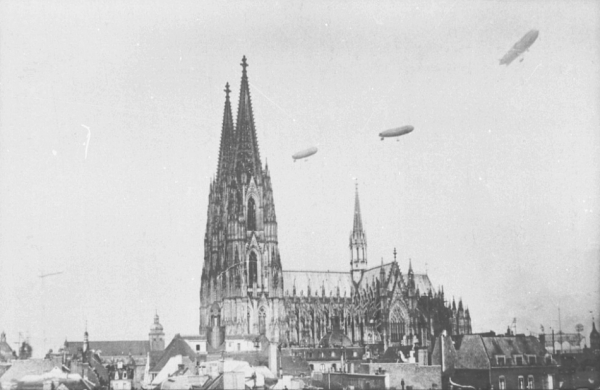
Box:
left=359, top=263, right=393, bottom=289
left=151, top=336, right=197, bottom=373
left=479, top=335, right=547, bottom=358
left=283, top=270, right=352, bottom=297
left=148, top=351, right=164, bottom=371
left=280, top=355, right=311, bottom=376
left=283, top=264, right=434, bottom=298
left=452, top=335, right=490, bottom=370
left=64, top=341, right=150, bottom=357
left=0, top=359, right=57, bottom=384
left=0, top=341, right=14, bottom=361
left=413, top=274, right=433, bottom=293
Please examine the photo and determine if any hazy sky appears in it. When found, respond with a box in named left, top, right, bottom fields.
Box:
left=1, top=1, right=598, bottom=357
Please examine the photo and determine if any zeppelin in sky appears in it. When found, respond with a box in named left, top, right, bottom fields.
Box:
left=379, top=125, right=414, bottom=141
left=499, top=29, right=539, bottom=66
left=292, top=146, right=318, bottom=162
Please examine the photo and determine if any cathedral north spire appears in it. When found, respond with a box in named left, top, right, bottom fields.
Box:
left=217, top=82, right=234, bottom=179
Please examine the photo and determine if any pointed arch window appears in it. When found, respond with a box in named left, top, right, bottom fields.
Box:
left=247, top=197, right=257, bottom=231
left=249, top=252, right=258, bottom=286
left=259, top=306, right=267, bottom=335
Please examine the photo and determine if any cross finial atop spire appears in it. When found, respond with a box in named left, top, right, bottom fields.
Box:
left=224, top=82, right=231, bottom=99
left=393, top=248, right=397, bottom=262
left=241, top=56, right=248, bottom=74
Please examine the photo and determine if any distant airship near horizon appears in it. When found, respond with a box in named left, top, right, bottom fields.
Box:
left=379, top=125, right=414, bottom=141
left=499, top=29, right=539, bottom=66
left=292, top=146, right=318, bottom=162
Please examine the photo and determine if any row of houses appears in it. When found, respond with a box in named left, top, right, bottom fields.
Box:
left=1, top=317, right=598, bottom=390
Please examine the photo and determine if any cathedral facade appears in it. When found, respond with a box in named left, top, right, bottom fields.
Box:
left=199, top=57, right=471, bottom=353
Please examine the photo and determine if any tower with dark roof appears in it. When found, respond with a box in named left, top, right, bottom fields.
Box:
left=350, top=184, right=368, bottom=284
left=199, top=56, right=285, bottom=349
left=149, top=313, right=165, bottom=351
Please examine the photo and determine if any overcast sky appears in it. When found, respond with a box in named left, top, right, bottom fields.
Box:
left=1, top=0, right=598, bottom=357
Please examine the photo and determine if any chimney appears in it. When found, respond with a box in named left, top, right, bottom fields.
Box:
left=539, top=333, right=546, bottom=346
left=418, top=349, right=428, bottom=366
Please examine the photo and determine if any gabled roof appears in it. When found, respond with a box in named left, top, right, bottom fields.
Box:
left=64, top=341, right=150, bottom=357
left=413, top=274, right=433, bottom=293
left=360, top=263, right=394, bottom=289
left=479, top=335, right=547, bottom=358
left=0, top=359, right=57, bottom=384
left=151, top=336, right=197, bottom=373
left=452, top=335, right=490, bottom=370
left=283, top=270, right=352, bottom=297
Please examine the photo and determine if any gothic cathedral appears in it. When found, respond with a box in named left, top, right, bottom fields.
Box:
left=199, top=57, right=285, bottom=350
left=200, top=57, right=471, bottom=353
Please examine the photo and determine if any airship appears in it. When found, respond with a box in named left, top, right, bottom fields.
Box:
left=499, top=29, right=539, bottom=66
left=379, top=125, right=414, bottom=141
left=292, top=146, right=318, bottom=162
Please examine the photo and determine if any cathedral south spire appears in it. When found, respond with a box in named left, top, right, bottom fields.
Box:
left=199, top=57, right=285, bottom=350
left=232, top=55, right=262, bottom=184
left=350, top=184, right=367, bottom=284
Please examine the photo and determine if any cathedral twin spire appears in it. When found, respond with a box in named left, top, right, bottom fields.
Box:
left=217, top=56, right=262, bottom=184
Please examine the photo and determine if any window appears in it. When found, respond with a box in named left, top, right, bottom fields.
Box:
left=249, top=252, right=258, bottom=286
left=353, top=351, right=358, bottom=357
left=527, top=375, right=534, bottom=389
left=331, top=351, right=336, bottom=357
left=515, top=355, right=524, bottom=365
left=196, top=345, right=200, bottom=351
left=320, top=364, right=325, bottom=372
left=518, top=376, right=524, bottom=389
left=498, top=376, right=506, bottom=390
left=237, top=343, right=241, bottom=351
left=496, top=355, right=506, bottom=365
left=527, top=355, right=536, bottom=365
left=259, top=306, right=266, bottom=335
left=247, top=197, right=256, bottom=231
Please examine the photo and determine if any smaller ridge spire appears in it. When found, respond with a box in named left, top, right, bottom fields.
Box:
left=408, top=258, right=413, bottom=273
left=353, top=183, right=363, bottom=233
left=393, top=248, right=397, bottom=263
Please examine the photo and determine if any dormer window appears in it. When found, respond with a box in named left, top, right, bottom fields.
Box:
left=514, top=355, right=524, bottom=365
left=527, top=355, right=536, bottom=364
left=496, top=355, right=506, bottom=365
